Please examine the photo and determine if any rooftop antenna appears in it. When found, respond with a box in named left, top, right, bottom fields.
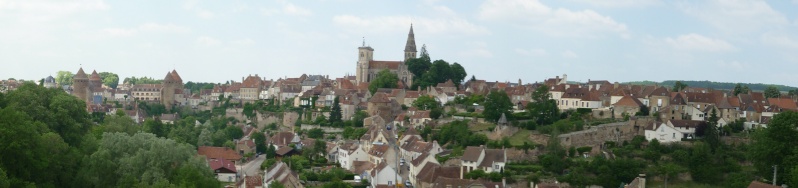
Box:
left=362, top=37, right=365, bottom=47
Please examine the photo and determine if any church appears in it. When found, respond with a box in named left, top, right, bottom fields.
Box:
left=355, top=24, right=417, bottom=87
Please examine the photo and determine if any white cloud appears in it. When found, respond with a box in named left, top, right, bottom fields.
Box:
left=230, top=38, right=256, bottom=45
left=569, top=0, right=660, bottom=8
left=679, top=0, right=789, bottom=34
left=478, top=0, right=628, bottom=38
left=333, top=15, right=488, bottom=36
left=261, top=2, right=312, bottom=17
left=715, top=60, right=747, bottom=71
left=282, top=3, right=311, bottom=16
left=196, top=36, right=220, bottom=46
left=762, top=33, right=798, bottom=49
left=101, top=23, right=190, bottom=38
left=182, top=0, right=214, bottom=19
left=459, top=42, right=493, bottom=58
left=665, top=34, right=735, bottom=52
left=561, top=50, right=578, bottom=58
left=515, top=48, right=548, bottom=56
left=0, top=0, right=109, bottom=22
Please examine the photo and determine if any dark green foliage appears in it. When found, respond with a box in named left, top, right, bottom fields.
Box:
left=5, top=83, right=92, bottom=146
left=764, top=85, right=781, bottom=98
left=672, top=81, right=688, bottom=92
left=526, top=86, right=560, bottom=126
left=407, top=49, right=467, bottom=90
left=733, top=83, right=751, bottom=96
left=137, top=101, right=166, bottom=117
left=432, top=120, right=487, bottom=147
left=351, top=110, right=368, bottom=127
left=252, top=130, right=267, bottom=154
left=368, top=69, right=399, bottom=94
left=98, top=72, right=119, bottom=89
left=329, top=96, right=342, bottom=124
left=184, top=82, right=215, bottom=94
left=484, top=90, right=513, bottom=123
left=122, top=76, right=162, bottom=85
left=307, top=128, right=324, bottom=139
left=342, top=127, right=368, bottom=140
left=625, top=80, right=798, bottom=92
left=749, top=111, right=798, bottom=185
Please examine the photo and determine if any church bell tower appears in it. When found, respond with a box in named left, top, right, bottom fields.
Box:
left=404, top=24, right=417, bottom=60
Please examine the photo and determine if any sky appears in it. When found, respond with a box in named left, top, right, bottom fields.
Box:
left=2, top=0, right=798, bottom=86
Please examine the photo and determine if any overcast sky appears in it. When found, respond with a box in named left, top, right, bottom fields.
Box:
left=2, top=0, right=798, bottom=86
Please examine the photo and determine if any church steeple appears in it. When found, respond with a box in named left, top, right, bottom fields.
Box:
left=404, top=24, right=417, bottom=60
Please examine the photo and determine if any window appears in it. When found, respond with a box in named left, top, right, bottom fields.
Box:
left=388, top=181, right=393, bottom=185
left=672, top=133, right=675, bottom=138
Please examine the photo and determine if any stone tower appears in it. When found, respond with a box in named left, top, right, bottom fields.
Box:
left=161, top=70, right=183, bottom=110
left=89, top=70, right=102, bottom=89
left=72, top=68, right=90, bottom=102
left=404, top=24, right=417, bottom=60
left=356, top=39, right=374, bottom=83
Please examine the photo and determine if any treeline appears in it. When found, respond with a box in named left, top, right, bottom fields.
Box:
left=0, top=83, right=220, bottom=187
left=624, top=80, right=797, bottom=91
left=406, top=45, right=467, bottom=90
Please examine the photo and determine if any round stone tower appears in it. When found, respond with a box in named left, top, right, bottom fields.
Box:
left=72, top=68, right=90, bottom=102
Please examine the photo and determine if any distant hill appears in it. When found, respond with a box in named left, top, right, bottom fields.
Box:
left=621, top=80, right=797, bottom=91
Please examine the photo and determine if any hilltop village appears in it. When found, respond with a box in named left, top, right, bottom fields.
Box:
left=2, top=25, right=798, bottom=188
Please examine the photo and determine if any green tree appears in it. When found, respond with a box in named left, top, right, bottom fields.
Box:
left=368, top=69, right=399, bottom=94
left=329, top=96, right=342, bottom=124
left=307, top=128, right=324, bottom=139
left=483, top=90, right=513, bottom=123
left=100, top=114, right=140, bottom=136
left=654, top=163, right=686, bottom=188
left=197, top=128, right=213, bottom=147
left=252, top=130, right=267, bottom=154
left=55, top=70, right=74, bottom=86
left=689, top=142, right=722, bottom=184
left=764, top=86, right=781, bottom=98
left=704, top=109, right=721, bottom=151
left=80, top=132, right=219, bottom=187
left=527, top=86, right=560, bottom=126
left=98, top=72, right=120, bottom=89
left=269, top=181, right=286, bottom=188
left=733, top=83, right=750, bottom=96
left=413, top=95, right=439, bottom=110
left=749, top=111, right=798, bottom=185
left=672, top=81, right=688, bottom=92
left=352, top=110, right=369, bottom=127
left=6, top=83, right=91, bottom=146
left=450, top=63, right=467, bottom=87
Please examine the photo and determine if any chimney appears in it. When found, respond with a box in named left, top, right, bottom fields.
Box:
left=614, top=82, right=619, bottom=89
left=638, top=174, right=646, bottom=188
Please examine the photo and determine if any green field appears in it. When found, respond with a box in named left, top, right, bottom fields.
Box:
left=508, top=129, right=532, bottom=146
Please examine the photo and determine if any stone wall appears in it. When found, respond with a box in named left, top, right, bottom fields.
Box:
left=283, top=112, right=299, bottom=129
left=300, top=124, right=344, bottom=133
left=557, top=121, right=637, bottom=150
left=256, top=112, right=283, bottom=130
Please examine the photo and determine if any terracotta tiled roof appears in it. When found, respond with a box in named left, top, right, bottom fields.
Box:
left=208, top=158, right=237, bottom=173
left=768, top=98, right=797, bottom=110
left=369, top=92, right=391, bottom=103
left=244, top=176, right=262, bottom=188
left=170, top=70, right=182, bottom=82
left=747, top=181, right=781, bottom=188
left=614, top=96, right=645, bottom=107
left=437, top=79, right=455, bottom=88
left=369, top=61, right=402, bottom=70
left=74, top=68, right=88, bottom=79
left=197, top=146, right=242, bottom=161
left=90, top=70, right=101, bottom=81
left=241, top=75, right=262, bottom=88
left=351, top=161, right=375, bottom=175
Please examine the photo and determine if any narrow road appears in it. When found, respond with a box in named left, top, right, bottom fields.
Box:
left=241, top=155, right=266, bottom=177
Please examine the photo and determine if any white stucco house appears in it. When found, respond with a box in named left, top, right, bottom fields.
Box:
left=645, top=119, right=706, bottom=143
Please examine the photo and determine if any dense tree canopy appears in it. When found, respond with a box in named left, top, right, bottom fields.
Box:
left=405, top=47, right=467, bottom=90
left=98, top=72, right=119, bottom=89
left=123, top=76, right=162, bottom=85
left=749, top=111, right=798, bottom=185
left=55, top=70, right=73, bottom=86
left=672, top=81, right=688, bottom=92
left=527, top=86, right=560, bottom=126
left=764, top=86, right=781, bottom=98
left=368, top=69, right=399, bottom=94
left=733, top=83, right=750, bottom=96
left=483, top=90, right=513, bottom=123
